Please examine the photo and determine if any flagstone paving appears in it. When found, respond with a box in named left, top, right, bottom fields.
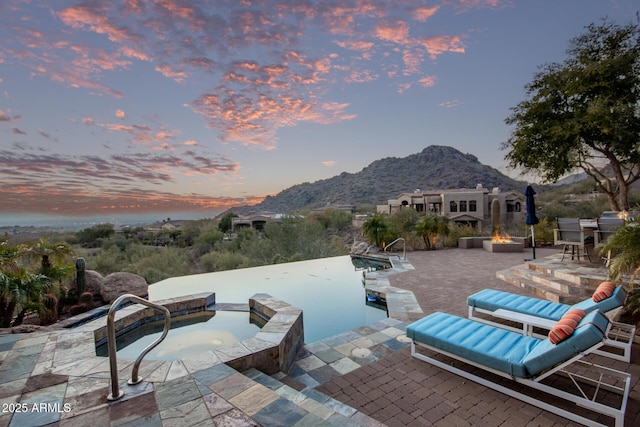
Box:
left=1, top=247, right=639, bottom=426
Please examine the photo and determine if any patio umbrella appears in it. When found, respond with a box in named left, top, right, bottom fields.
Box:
left=525, top=185, right=540, bottom=259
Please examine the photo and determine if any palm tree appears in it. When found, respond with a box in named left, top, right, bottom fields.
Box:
left=361, top=214, right=390, bottom=248
left=28, top=238, right=73, bottom=277
left=416, top=214, right=451, bottom=250
left=0, top=240, right=73, bottom=327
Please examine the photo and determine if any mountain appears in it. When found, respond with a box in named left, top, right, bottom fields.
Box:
left=235, top=145, right=528, bottom=214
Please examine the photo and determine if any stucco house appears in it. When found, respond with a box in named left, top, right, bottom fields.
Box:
left=377, top=184, right=525, bottom=232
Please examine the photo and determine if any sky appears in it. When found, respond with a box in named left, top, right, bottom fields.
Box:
left=0, top=0, right=637, bottom=221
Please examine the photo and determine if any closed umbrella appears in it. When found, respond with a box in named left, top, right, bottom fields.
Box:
left=525, top=185, right=539, bottom=259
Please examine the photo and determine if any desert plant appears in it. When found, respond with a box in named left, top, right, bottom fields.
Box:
left=76, top=257, right=86, bottom=295
left=599, top=217, right=640, bottom=322
left=415, top=214, right=451, bottom=250
left=69, top=304, right=89, bottom=316
left=361, top=214, right=390, bottom=248
left=40, top=293, right=59, bottom=325
left=78, top=291, right=93, bottom=309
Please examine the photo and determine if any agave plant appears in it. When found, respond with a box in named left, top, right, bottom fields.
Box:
left=599, top=217, right=640, bottom=320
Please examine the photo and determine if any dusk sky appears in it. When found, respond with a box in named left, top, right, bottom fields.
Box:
left=1, top=0, right=636, bottom=219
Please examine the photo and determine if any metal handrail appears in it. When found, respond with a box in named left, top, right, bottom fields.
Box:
left=384, top=237, right=406, bottom=260
left=107, top=294, right=171, bottom=401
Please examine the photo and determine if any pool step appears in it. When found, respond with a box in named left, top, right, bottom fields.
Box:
left=496, top=254, right=617, bottom=304
left=496, top=268, right=575, bottom=304
left=242, top=368, right=383, bottom=426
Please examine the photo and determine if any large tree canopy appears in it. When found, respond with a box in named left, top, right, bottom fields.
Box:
left=503, top=16, right=640, bottom=211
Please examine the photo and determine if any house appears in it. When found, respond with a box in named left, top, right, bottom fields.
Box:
left=377, top=184, right=525, bottom=231
left=231, top=212, right=297, bottom=232
left=145, top=219, right=190, bottom=232
left=311, top=203, right=356, bottom=214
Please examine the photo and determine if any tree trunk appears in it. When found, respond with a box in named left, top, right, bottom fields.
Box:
left=0, top=298, right=16, bottom=328
left=12, top=308, right=26, bottom=327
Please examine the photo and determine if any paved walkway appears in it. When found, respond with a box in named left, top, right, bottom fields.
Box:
left=315, top=247, right=640, bottom=426
left=1, top=247, right=639, bottom=426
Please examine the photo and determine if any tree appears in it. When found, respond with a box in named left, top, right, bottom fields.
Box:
left=218, top=212, right=238, bottom=234
left=415, top=214, right=451, bottom=250
left=76, top=223, right=115, bottom=247
left=0, top=241, right=70, bottom=327
left=361, top=214, right=390, bottom=248
left=503, top=17, right=640, bottom=211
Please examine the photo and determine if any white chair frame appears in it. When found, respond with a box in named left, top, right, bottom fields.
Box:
left=411, top=336, right=630, bottom=427
left=468, top=305, right=635, bottom=363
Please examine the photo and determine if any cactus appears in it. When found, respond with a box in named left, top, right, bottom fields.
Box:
left=69, top=304, right=87, bottom=316
left=491, top=198, right=501, bottom=235
left=40, top=293, right=59, bottom=325
left=76, top=257, right=86, bottom=296
left=79, top=291, right=93, bottom=309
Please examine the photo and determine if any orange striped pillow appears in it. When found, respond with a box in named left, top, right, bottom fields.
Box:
left=592, top=281, right=616, bottom=302
left=549, top=308, right=586, bottom=345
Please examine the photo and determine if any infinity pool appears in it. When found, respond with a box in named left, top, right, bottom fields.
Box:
left=149, top=255, right=388, bottom=343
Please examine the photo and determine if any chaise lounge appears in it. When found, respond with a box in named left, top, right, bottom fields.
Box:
left=406, top=310, right=631, bottom=427
left=467, top=283, right=635, bottom=362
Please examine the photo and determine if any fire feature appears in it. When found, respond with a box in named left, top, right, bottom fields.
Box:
left=491, top=231, right=512, bottom=243
left=483, top=232, right=524, bottom=253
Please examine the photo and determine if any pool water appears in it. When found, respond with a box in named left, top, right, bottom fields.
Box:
left=96, top=311, right=262, bottom=361
left=149, top=255, right=388, bottom=343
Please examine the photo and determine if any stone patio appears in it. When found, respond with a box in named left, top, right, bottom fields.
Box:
left=1, top=248, right=639, bottom=426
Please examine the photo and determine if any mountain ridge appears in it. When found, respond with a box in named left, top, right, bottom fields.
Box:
left=233, top=145, right=528, bottom=214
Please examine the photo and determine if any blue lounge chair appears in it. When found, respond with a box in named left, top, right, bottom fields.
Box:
left=406, top=310, right=630, bottom=427
left=467, top=287, right=634, bottom=362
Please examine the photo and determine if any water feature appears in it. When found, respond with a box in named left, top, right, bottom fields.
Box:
left=149, top=255, right=388, bottom=343
left=96, top=310, right=263, bottom=361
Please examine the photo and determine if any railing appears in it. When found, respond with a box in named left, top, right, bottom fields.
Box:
left=384, top=237, right=406, bottom=260
left=107, top=294, right=171, bottom=401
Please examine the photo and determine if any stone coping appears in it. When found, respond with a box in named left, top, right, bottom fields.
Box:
left=14, top=257, right=418, bottom=389
left=363, top=255, right=423, bottom=322
left=53, top=292, right=304, bottom=388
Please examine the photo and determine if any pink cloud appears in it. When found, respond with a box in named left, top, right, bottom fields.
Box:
left=155, top=63, right=188, bottom=83
left=413, top=6, right=440, bottom=21
left=84, top=118, right=178, bottom=145
left=321, top=160, right=335, bottom=166
left=375, top=20, right=410, bottom=44
left=456, top=0, right=508, bottom=10
left=418, top=35, right=466, bottom=60
left=419, top=75, right=437, bottom=87
left=5, top=0, right=475, bottom=151
left=116, top=109, right=125, bottom=119
left=0, top=109, right=20, bottom=122
left=334, top=40, right=375, bottom=52
left=0, top=149, right=240, bottom=202
left=439, top=99, right=462, bottom=108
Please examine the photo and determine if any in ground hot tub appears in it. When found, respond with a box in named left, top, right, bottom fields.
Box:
left=95, top=309, right=265, bottom=361
left=93, top=292, right=304, bottom=374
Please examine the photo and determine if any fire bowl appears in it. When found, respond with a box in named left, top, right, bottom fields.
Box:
left=483, top=239, right=524, bottom=253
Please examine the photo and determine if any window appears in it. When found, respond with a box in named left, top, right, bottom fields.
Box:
left=460, top=201, right=467, bottom=212
left=469, top=200, right=477, bottom=212
left=450, top=201, right=457, bottom=212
